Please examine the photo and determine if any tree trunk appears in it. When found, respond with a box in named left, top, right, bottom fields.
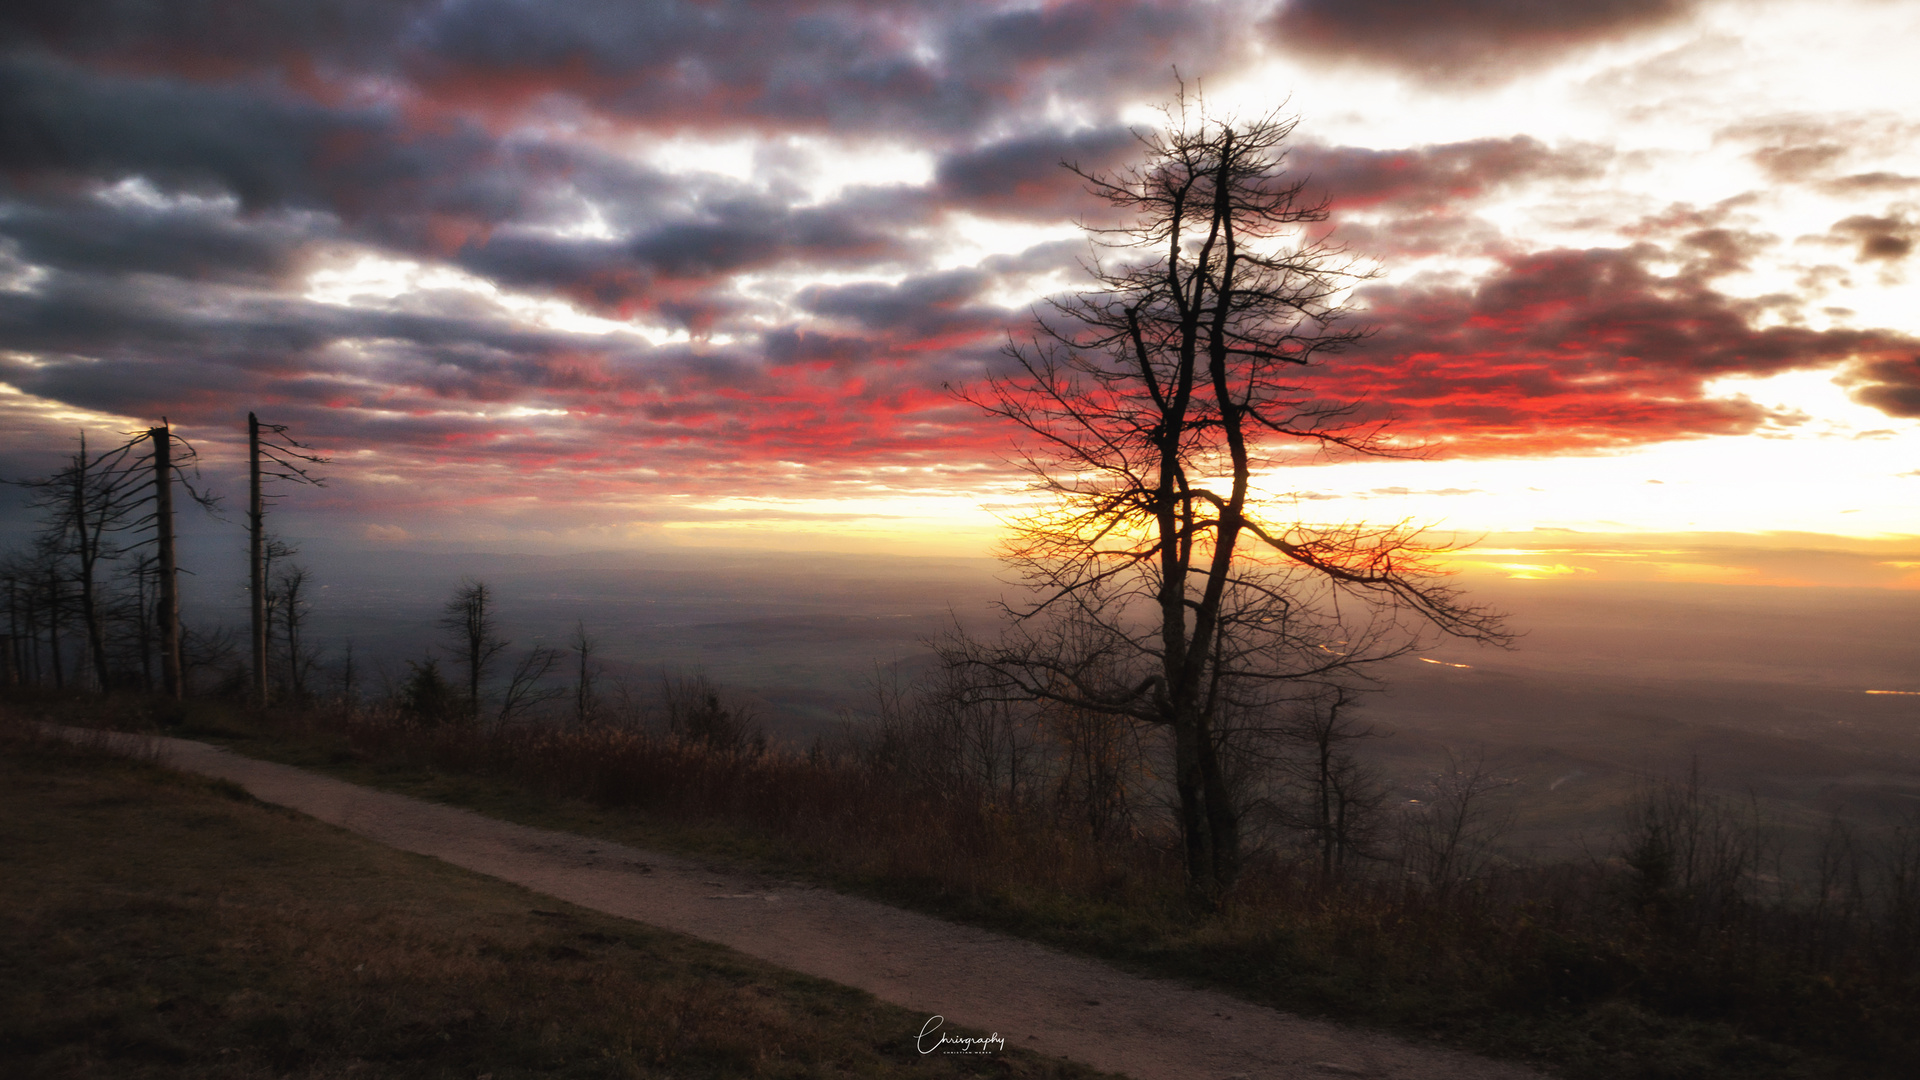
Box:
left=1173, top=715, right=1217, bottom=906
left=136, top=561, right=154, bottom=692
left=249, top=413, right=267, bottom=709
left=339, top=641, right=357, bottom=713
left=153, top=423, right=182, bottom=700
left=1319, top=735, right=1336, bottom=879
left=2, top=582, right=16, bottom=687
left=282, top=567, right=308, bottom=701
left=45, top=568, right=65, bottom=689
left=1195, top=713, right=1241, bottom=895
left=22, top=583, right=42, bottom=686
left=466, top=639, right=480, bottom=722
left=71, top=433, right=113, bottom=689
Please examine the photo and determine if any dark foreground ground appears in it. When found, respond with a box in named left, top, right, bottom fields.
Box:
left=0, top=724, right=1110, bottom=1080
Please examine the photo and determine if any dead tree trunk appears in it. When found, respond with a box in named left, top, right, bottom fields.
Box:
left=279, top=564, right=311, bottom=701
left=245, top=411, right=326, bottom=707
left=249, top=412, right=266, bottom=708
left=20, top=576, right=43, bottom=686
left=1, top=578, right=16, bottom=687
left=133, top=555, right=156, bottom=692
left=152, top=422, right=182, bottom=700
left=45, top=564, right=65, bottom=690
left=70, top=433, right=113, bottom=689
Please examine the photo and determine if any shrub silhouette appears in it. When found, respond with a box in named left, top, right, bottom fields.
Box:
left=399, top=659, right=462, bottom=726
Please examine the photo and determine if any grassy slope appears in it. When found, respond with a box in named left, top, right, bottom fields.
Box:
left=0, top=727, right=1113, bottom=1080
left=18, top=693, right=1906, bottom=1080
left=145, top=708, right=1881, bottom=1080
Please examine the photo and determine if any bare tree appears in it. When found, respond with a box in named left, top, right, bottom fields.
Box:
left=259, top=535, right=290, bottom=602
left=898, top=659, right=1048, bottom=807
left=13, top=430, right=151, bottom=688
left=1807, top=815, right=1867, bottom=963
left=99, top=552, right=158, bottom=691
left=149, top=421, right=183, bottom=697
left=1, top=543, right=67, bottom=688
left=275, top=562, right=316, bottom=701
left=0, top=556, right=21, bottom=687
left=1872, top=808, right=1920, bottom=973
left=438, top=577, right=508, bottom=723
left=1616, top=761, right=1767, bottom=936
left=570, top=619, right=599, bottom=726
left=179, top=621, right=243, bottom=698
left=498, top=644, right=564, bottom=724
left=1046, top=698, right=1147, bottom=843
left=950, top=92, right=1507, bottom=905
left=1400, top=748, right=1515, bottom=899
left=335, top=640, right=360, bottom=714
left=1271, top=686, right=1389, bottom=880
left=248, top=413, right=327, bottom=708
left=123, top=420, right=220, bottom=700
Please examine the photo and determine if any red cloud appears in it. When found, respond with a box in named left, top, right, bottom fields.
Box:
left=1324, top=246, right=1918, bottom=456
left=6, top=3, right=1919, bottom=519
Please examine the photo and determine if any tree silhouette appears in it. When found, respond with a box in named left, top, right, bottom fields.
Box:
left=570, top=619, right=598, bottom=727
left=951, top=92, right=1507, bottom=906
left=145, top=421, right=221, bottom=699
left=9, top=423, right=215, bottom=697
left=248, top=413, right=328, bottom=708
left=438, top=577, right=507, bottom=723
left=14, top=431, right=148, bottom=688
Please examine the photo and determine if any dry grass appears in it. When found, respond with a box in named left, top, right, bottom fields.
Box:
left=16, top=690, right=1920, bottom=1079
left=0, top=712, right=1113, bottom=1080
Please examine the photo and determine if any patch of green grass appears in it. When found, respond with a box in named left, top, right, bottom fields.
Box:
left=0, top=722, right=1113, bottom=1080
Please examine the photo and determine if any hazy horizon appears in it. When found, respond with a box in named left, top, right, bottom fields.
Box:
left=53, top=534, right=1905, bottom=861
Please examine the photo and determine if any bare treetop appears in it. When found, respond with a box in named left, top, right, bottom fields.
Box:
left=952, top=91, right=1508, bottom=906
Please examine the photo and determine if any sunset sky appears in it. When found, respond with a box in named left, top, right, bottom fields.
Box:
left=4, top=0, right=1919, bottom=587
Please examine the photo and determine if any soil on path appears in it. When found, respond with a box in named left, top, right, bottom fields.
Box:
left=108, top=731, right=1544, bottom=1080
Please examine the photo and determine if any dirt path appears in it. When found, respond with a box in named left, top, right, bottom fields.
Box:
left=99, top=731, right=1543, bottom=1080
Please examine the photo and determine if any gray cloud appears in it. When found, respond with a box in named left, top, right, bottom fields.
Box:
left=799, top=270, right=996, bottom=334
left=411, top=0, right=1247, bottom=135
left=1827, top=214, right=1915, bottom=263
left=1267, top=0, right=1697, bottom=84
left=1842, top=356, right=1920, bottom=418
left=1, top=0, right=1912, bottom=516
left=1297, top=136, right=1609, bottom=211
left=934, top=126, right=1140, bottom=218
left=0, top=197, right=319, bottom=286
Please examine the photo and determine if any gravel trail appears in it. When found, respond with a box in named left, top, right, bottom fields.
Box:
left=90, top=730, right=1543, bottom=1080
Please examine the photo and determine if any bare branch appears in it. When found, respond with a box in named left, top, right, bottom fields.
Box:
left=949, top=89, right=1509, bottom=907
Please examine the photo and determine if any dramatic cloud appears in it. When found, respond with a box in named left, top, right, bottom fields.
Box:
left=1266, top=0, right=1698, bottom=83
left=1840, top=356, right=1920, bottom=418
left=1333, top=244, right=1917, bottom=454
left=1294, top=136, right=1609, bottom=213
left=1825, top=214, right=1915, bottom=263
left=1, top=0, right=1918, bottom=545
left=933, top=126, right=1142, bottom=218
left=4, top=0, right=1244, bottom=137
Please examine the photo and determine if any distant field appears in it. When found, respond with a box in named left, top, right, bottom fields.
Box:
left=1370, top=576, right=1920, bottom=855
left=200, top=544, right=1010, bottom=733
left=163, top=541, right=1920, bottom=852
